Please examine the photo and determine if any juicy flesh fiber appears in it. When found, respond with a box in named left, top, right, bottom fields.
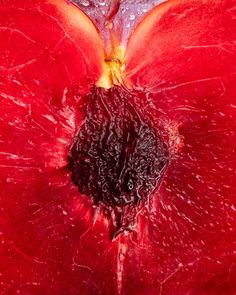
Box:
left=0, top=0, right=236, bottom=294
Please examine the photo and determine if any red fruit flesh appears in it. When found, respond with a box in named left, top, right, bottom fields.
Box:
left=126, top=0, right=236, bottom=90
left=1, top=0, right=236, bottom=295
left=124, top=0, right=236, bottom=294
left=0, top=1, right=114, bottom=294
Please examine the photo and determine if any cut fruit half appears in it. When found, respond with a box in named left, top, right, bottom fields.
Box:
left=123, top=0, right=236, bottom=294
left=0, top=1, right=114, bottom=294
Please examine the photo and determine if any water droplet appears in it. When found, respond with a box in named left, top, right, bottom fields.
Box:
left=129, top=14, right=135, bottom=20
left=81, top=0, right=90, bottom=7
left=98, top=0, right=106, bottom=6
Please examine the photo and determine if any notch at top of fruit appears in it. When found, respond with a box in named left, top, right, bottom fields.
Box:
left=1, top=0, right=236, bottom=294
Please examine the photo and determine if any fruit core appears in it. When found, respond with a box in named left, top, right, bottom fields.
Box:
left=68, top=86, right=169, bottom=235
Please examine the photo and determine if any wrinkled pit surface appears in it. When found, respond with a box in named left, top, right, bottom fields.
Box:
left=68, top=86, right=169, bottom=236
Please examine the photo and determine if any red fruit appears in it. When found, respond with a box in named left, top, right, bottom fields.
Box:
left=1, top=0, right=236, bottom=294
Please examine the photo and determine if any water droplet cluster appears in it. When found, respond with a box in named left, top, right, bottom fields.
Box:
left=74, top=0, right=165, bottom=45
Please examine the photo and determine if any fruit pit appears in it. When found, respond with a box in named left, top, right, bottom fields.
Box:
left=68, top=86, right=169, bottom=231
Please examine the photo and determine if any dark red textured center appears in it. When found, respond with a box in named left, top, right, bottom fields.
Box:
left=68, top=86, right=169, bottom=236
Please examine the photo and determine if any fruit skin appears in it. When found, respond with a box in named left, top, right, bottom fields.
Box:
left=0, top=1, right=236, bottom=295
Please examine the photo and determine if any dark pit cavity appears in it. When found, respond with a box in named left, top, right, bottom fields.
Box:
left=68, top=86, right=169, bottom=236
